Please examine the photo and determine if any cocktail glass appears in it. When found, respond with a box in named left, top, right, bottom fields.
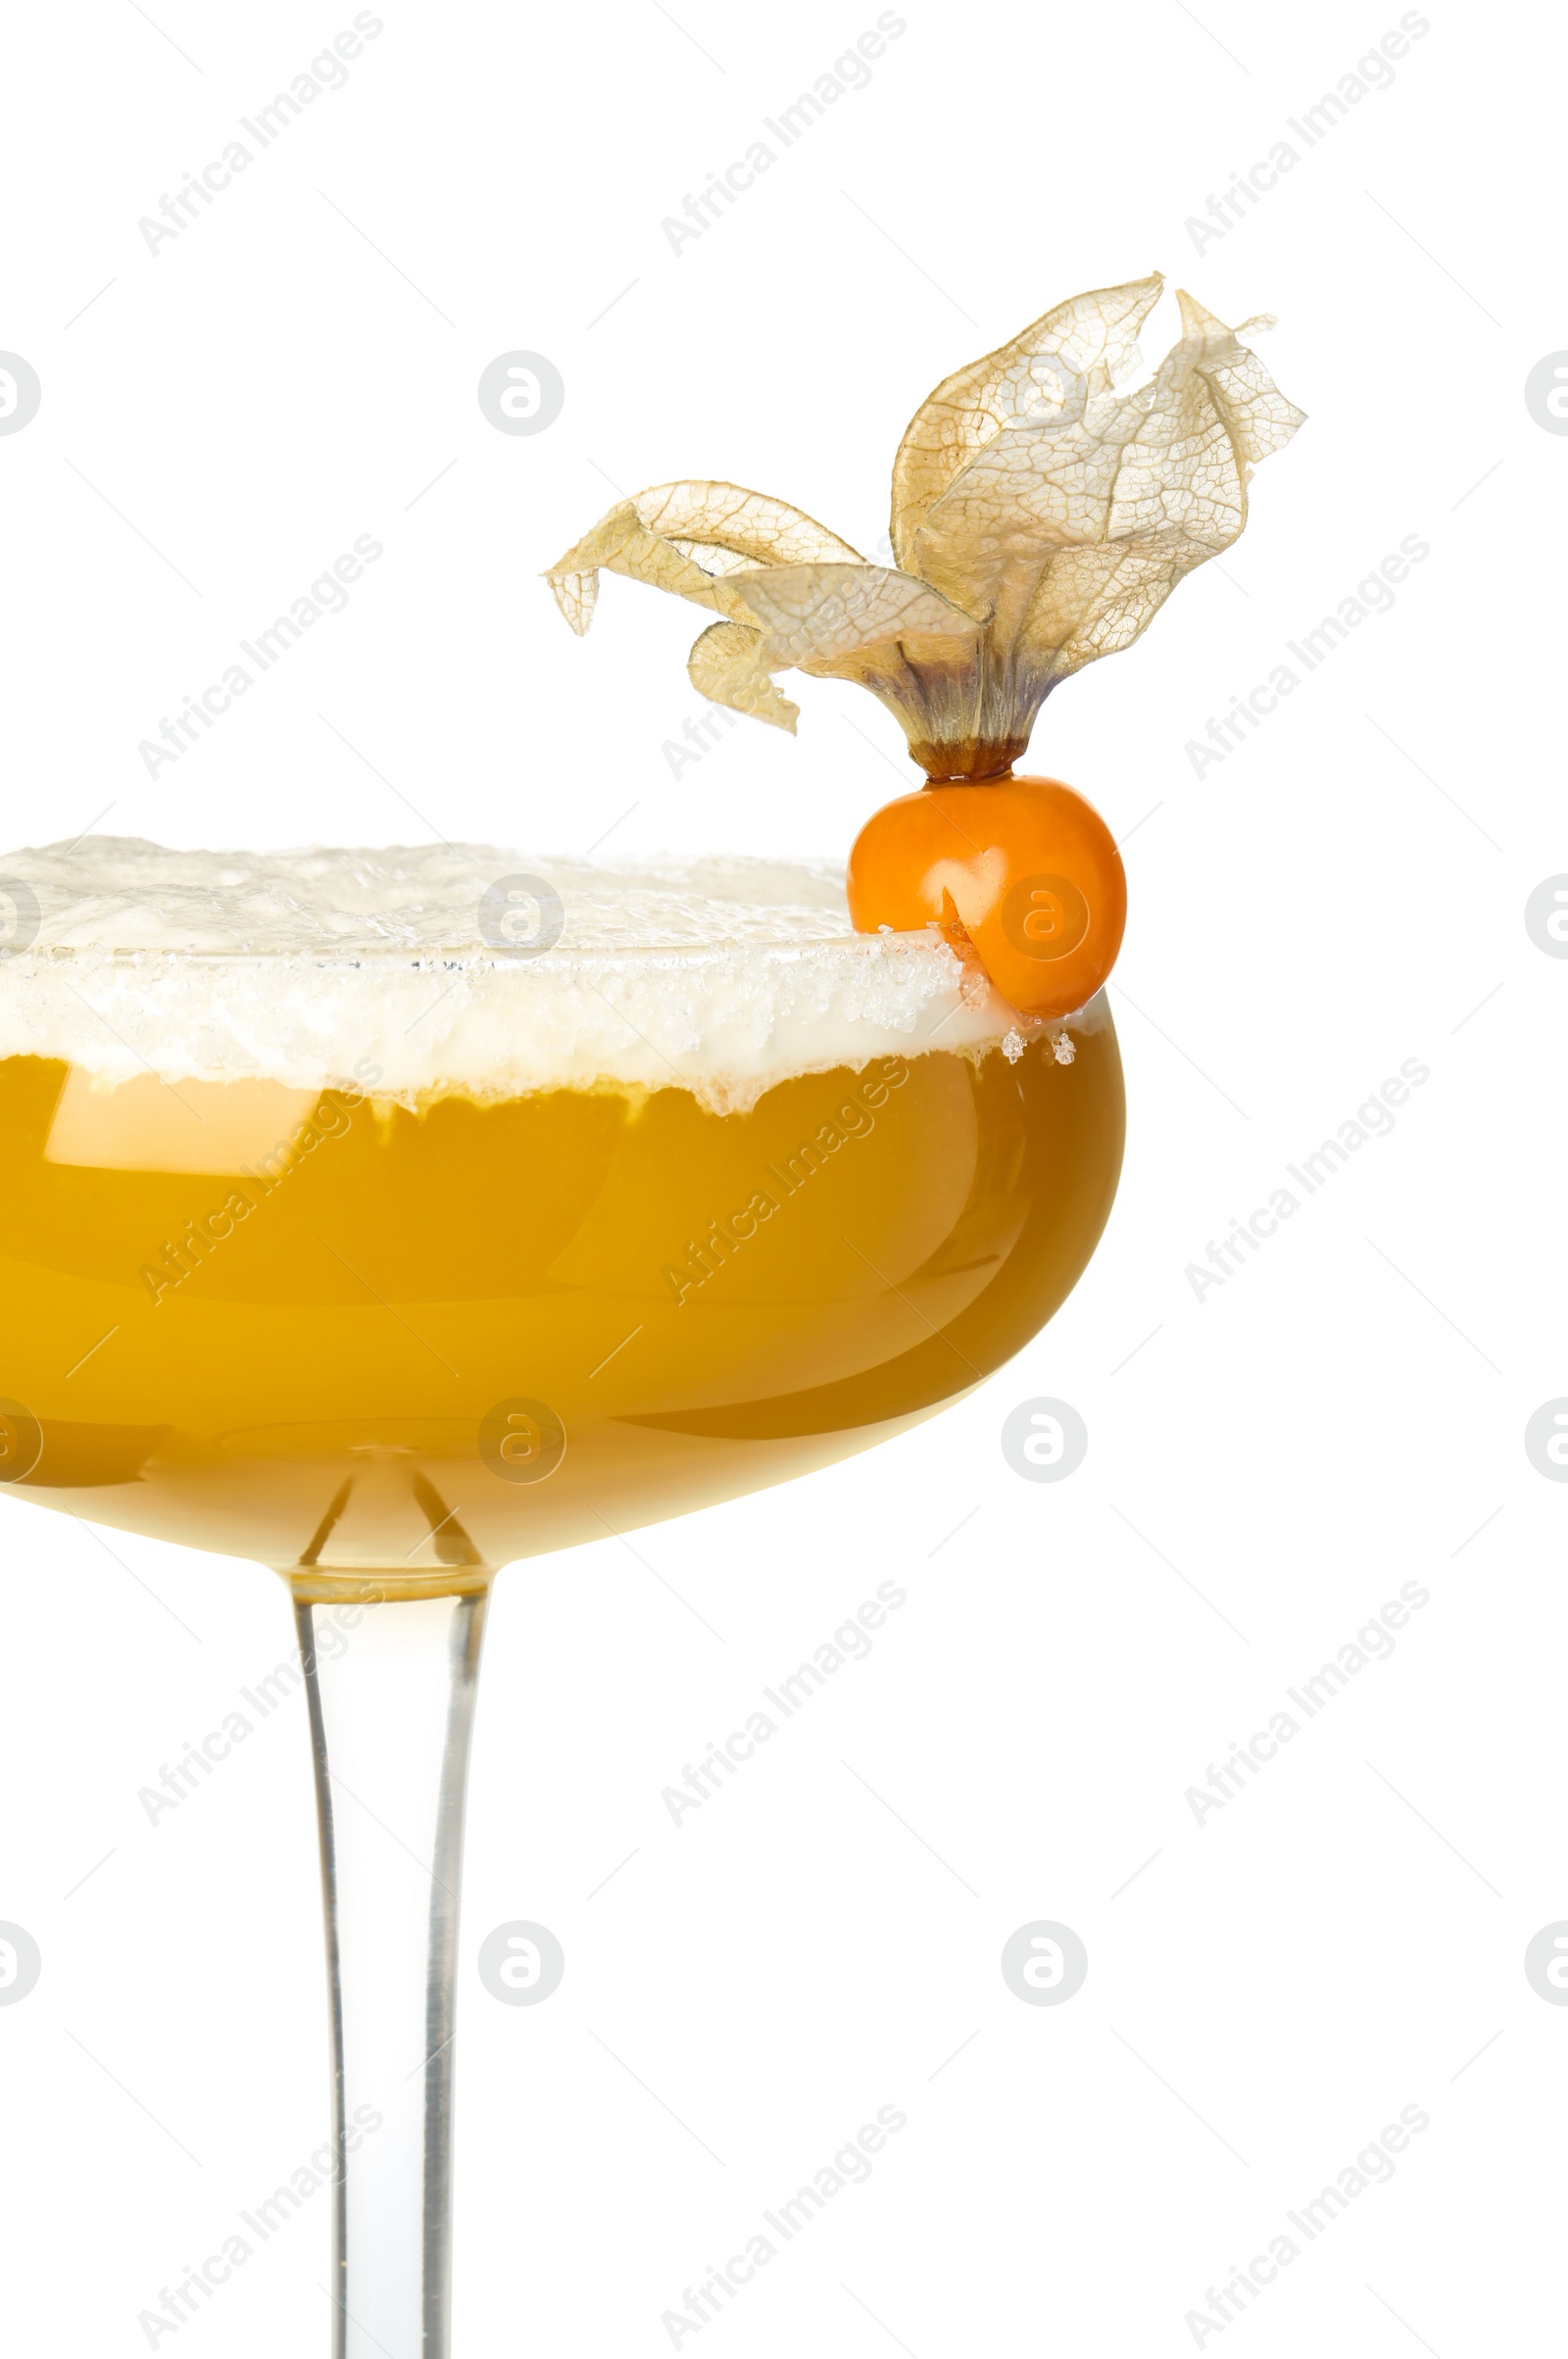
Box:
left=0, top=845, right=1123, bottom=2354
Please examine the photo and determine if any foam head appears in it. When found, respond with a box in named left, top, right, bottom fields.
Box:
left=0, top=838, right=1093, bottom=1110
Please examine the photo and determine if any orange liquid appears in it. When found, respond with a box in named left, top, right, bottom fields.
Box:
left=0, top=1032, right=1123, bottom=1592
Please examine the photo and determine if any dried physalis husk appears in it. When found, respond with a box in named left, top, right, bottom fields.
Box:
left=544, top=276, right=1303, bottom=780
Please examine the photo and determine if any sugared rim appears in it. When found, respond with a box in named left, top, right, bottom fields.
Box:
left=0, top=928, right=948, bottom=968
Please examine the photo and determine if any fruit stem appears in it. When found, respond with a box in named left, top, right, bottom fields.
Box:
left=911, top=741, right=1024, bottom=785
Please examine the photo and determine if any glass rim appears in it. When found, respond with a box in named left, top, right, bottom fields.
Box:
left=0, top=928, right=947, bottom=970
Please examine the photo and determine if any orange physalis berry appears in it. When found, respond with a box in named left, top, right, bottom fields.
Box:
left=546, top=284, right=1299, bottom=1024
left=846, top=775, right=1126, bottom=1021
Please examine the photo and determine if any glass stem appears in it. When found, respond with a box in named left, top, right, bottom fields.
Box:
left=294, top=1583, right=490, bottom=2359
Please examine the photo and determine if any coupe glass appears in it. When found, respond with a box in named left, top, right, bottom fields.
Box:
left=0, top=847, right=1123, bottom=2355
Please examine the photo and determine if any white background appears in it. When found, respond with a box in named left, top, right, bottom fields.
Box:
left=0, top=1, right=1562, bottom=2352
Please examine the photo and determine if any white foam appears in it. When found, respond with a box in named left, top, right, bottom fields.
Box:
left=0, top=839, right=1098, bottom=1111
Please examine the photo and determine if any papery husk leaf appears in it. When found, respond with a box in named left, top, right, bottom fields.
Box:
left=690, top=565, right=982, bottom=744
left=636, top=481, right=862, bottom=568
left=545, top=500, right=644, bottom=634
left=687, top=618, right=799, bottom=732
left=1178, top=291, right=1305, bottom=467
left=544, top=498, right=753, bottom=634
left=718, top=564, right=991, bottom=762
left=543, top=481, right=862, bottom=639
left=551, top=567, right=599, bottom=634
left=544, top=290, right=1302, bottom=775
left=908, top=287, right=1306, bottom=717
left=725, top=564, right=982, bottom=670
left=890, top=275, right=1166, bottom=571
